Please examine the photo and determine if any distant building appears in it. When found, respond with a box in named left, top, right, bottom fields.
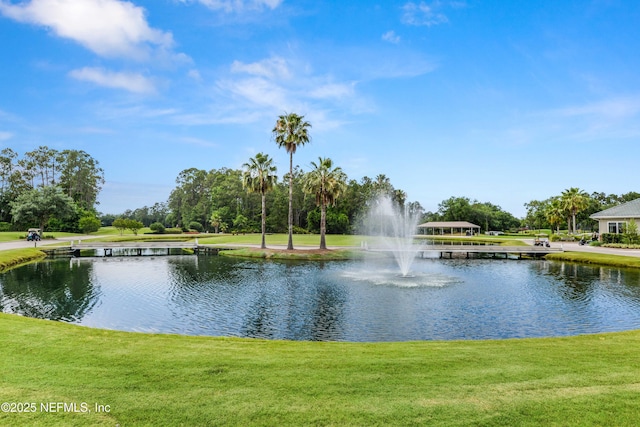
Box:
left=590, top=198, right=640, bottom=236
left=417, top=221, right=480, bottom=236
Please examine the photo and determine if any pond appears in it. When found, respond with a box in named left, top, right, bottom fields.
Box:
left=1, top=255, right=640, bottom=341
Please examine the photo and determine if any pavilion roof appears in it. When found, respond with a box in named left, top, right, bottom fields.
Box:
left=417, top=221, right=480, bottom=228
left=590, top=198, right=640, bottom=219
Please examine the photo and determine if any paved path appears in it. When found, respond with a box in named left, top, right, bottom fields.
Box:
left=0, top=236, right=106, bottom=251
left=523, top=239, right=640, bottom=258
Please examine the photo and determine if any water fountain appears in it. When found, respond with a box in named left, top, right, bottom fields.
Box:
left=365, top=195, right=425, bottom=277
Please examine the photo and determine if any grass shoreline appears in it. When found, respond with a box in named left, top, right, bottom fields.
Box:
left=1, top=313, right=640, bottom=425
left=544, top=251, right=640, bottom=268
left=0, top=247, right=47, bottom=270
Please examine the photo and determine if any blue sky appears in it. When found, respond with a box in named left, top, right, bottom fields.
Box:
left=1, top=0, right=639, bottom=218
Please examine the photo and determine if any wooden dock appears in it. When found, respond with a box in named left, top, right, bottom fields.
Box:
left=47, top=241, right=223, bottom=257
left=42, top=241, right=562, bottom=260
left=371, top=245, right=563, bottom=259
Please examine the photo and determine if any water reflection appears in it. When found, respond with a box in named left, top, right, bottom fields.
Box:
left=0, top=259, right=99, bottom=321
left=164, top=258, right=347, bottom=340
left=2, top=256, right=640, bottom=341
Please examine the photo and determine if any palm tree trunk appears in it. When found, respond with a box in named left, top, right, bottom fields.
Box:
left=287, top=152, right=294, bottom=250
left=320, top=202, right=327, bottom=250
left=261, top=193, right=267, bottom=249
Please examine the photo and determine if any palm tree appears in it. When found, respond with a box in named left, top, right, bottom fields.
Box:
left=303, top=157, right=347, bottom=250
left=561, top=187, right=589, bottom=234
left=242, top=153, right=278, bottom=249
left=209, top=210, right=223, bottom=234
left=373, top=174, right=393, bottom=198
left=393, top=189, right=407, bottom=209
left=273, top=113, right=311, bottom=250
left=545, top=198, right=565, bottom=234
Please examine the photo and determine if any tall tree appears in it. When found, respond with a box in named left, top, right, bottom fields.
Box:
left=58, top=150, right=105, bottom=211
left=23, top=146, right=60, bottom=187
left=273, top=112, right=311, bottom=250
left=0, top=148, right=21, bottom=222
left=242, top=153, right=278, bottom=249
left=303, top=157, right=347, bottom=250
left=10, top=186, right=77, bottom=232
left=168, top=168, right=211, bottom=228
left=561, top=187, right=590, bottom=234
left=524, top=199, right=552, bottom=231
left=438, top=196, right=473, bottom=221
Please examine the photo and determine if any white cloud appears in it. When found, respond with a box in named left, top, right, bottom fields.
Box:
left=224, top=56, right=359, bottom=108
left=231, top=57, right=291, bottom=79
left=553, top=97, right=640, bottom=120
left=177, top=0, right=282, bottom=13
left=0, top=0, right=175, bottom=60
left=309, top=83, right=355, bottom=100
left=546, top=96, right=640, bottom=142
left=69, top=67, right=156, bottom=94
left=187, top=69, right=202, bottom=81
left=208, top=51, right=433, bottom=128
left=177, top=136, right=219, bottom=148
left=382, top=30, right=401, bottom=44
left=402, top=1, right=449, bottom=27
left=0, top=131, right=13, bottom=141
left=218, top=76, right=289, bottom=109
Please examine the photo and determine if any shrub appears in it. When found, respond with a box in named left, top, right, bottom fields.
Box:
left=79, top=215, right=101, bottom=234
left=188, top=221, right=203, bottom=232
left=603, top=243, right=640, bottom=249
left=293, top=226, right=312, bottom=235
left=149, top=222, right=165, bottom=234
left=602, top=233, right=624, bottom=244
left=164, top=228, right=182, bottom=234
left=0, top=222, right=11, bottom=232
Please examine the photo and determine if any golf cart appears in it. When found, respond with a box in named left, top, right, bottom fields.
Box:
left=26, top=228, right=41, bottom=241
left=533, top=235, right=550, bottom=247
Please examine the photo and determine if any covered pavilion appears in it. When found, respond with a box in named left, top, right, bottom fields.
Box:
left=417, top=221, right=481, bottom=236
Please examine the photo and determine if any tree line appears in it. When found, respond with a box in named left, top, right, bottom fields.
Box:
left=0, top=146, right=104, bottom=233
left=104, top=113, right=424, bottom=249
left=161, top=167, right=418, bottom=236
left=109, top=114, right=638, bottom=241
left=145, top=113, right=423, bottom=249
left=6, top=122, right=632, bottom=240
left=421, top=196, right=521, bottom=232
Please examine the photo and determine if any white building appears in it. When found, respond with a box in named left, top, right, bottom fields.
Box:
left=590, top=198, right=640, bottom=236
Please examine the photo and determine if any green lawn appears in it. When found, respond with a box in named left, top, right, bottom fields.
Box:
left=197, top=232, right=363, bottom=247
left=85, top=229, right=528, bottom=247
left=1, top=314, right=640, bottom=426
left=0, top=231, right=84, bottom=242
left=545, top=251, right=640, bottom=269
left=219, top=247, right=368, bottom=260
